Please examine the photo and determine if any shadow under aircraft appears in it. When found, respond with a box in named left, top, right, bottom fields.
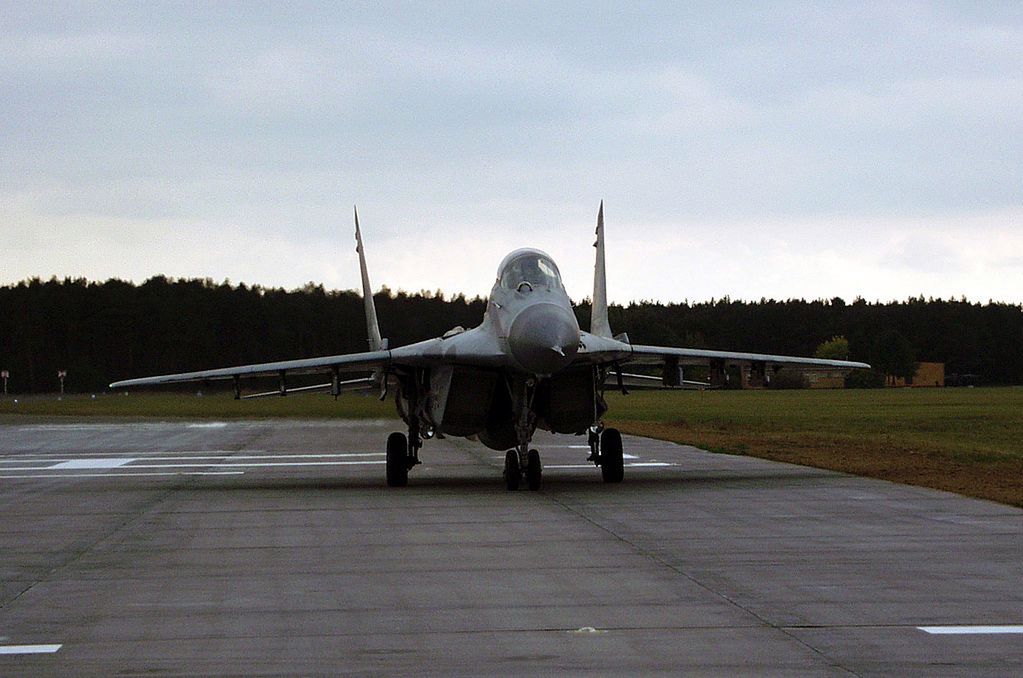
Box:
left=111, top=203, right=869, bottom=490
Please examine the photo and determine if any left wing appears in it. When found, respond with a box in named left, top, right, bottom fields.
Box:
left=629, top=345, right=870, bottom=370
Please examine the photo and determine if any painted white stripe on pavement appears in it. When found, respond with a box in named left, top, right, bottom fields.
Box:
left=138, top=453, right=385, bottom=461
left=2, top=453, right=385, bottom=465
left=1, top=471, right=245, bottom=479
left=545, top=462, right=675, bottom=469
left=2, top=452, right=383, bottom=463
left=49, top=458, right=136, bottom=469
left=0, top=644, right=62, bottom=654
left=102, top=460, right=386, bottom=469
left=918, top=625, right=1023, bottom=635
left=1, top=460, right=386, bottom=472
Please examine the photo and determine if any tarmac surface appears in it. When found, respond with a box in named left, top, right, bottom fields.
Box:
left=1, top=419, right=1021, bottom=676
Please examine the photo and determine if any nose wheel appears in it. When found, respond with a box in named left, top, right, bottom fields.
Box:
left=504, top=448, right=543, bottom=491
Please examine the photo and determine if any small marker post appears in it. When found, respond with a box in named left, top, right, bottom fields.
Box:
left=1, top=370, right=8, bottom=395
left=57, top=370, right=67, bottom=396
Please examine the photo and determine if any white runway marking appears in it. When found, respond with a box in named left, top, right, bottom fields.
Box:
left=0, top=459, right=386, bottom=477
left=187, top=422, right=228, bottom=428
left=115, top=461, right=387, bottom=468
left=2, top=452, right=382, bottom=463
left=132, top=453, right=385, bottom=461
left=0, top=644, right=62, bottom=654
left=49, top=458, right=135, bottom=469
left=545, top=462, right=676, bottom=470
left=918, top=625, right=1023, bottom=635
left=0, top=472, right=245, bottom=479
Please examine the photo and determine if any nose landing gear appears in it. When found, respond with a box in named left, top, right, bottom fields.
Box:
left=504, top=446, right=543, bottom=491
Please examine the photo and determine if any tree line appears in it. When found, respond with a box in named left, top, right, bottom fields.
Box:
left=1, top=276, right=1020, bottom=393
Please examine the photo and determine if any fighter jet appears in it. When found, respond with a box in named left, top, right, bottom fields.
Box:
left=110, top=203, right=870, bottom=490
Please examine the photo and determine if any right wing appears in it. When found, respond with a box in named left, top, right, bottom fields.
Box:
left=108, top=350, right=390, bottom=389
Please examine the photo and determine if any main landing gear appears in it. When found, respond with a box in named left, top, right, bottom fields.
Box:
left=588, top=425, right=624, bottom=483
left=386, top=419, right=423, bottom=487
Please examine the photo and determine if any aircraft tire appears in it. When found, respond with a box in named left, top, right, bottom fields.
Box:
left=386, top=432, right=409, bottom=487
left=600, top=428, right=624, bottom=483
left=504, top=450, right=520, bottom=491
left=526, top=449, right=542, bottom=491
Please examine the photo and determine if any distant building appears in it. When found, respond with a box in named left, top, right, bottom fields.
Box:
left=890, top=362, right=945, bottom=387
left=803, top=370, right=846, bottom=389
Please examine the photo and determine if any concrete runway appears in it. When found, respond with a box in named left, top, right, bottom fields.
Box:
left=1, top=419, right=1020, bottom=676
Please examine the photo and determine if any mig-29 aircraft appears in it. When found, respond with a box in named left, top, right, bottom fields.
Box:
left=110, top=204, right=870, bottom=490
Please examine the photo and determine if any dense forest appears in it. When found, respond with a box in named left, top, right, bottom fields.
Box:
left=1, top=276, right=1020, bottom=392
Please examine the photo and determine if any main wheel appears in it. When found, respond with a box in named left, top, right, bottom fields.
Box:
left=526, top=449, right=542, bottom=491
left=386, top=432, right=409, bottom=487
left=600, top=428, right=624, bottom=483
left=504, top=450, right=520, bottom=491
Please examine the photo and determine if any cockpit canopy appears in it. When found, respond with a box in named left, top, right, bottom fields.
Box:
left=497, top=249, right=564, bottom=291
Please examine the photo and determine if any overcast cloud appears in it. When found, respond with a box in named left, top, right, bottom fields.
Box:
left=2, top=2, right=1020, bottom=302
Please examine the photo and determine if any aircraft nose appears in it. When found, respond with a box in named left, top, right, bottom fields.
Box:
left=508, top=303, right=580, bottom=375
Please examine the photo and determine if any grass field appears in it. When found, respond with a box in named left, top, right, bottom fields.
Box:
left=2, top=387, right=1021, bottom=507
left=606, top=387, right=1023, bottom=508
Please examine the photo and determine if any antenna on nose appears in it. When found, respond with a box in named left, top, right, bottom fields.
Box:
left=590, top=201, right=613, bottom=338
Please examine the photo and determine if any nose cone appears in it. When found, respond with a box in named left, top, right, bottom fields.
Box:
left=508, top=303, right=580, bottom=375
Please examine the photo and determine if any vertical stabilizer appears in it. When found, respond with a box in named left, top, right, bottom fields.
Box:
left=354, top=206, right=385, bottom=352
left=590, top=201, right=613, bottom=338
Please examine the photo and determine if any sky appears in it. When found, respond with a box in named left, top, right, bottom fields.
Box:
left=2, top=1, right=1021, bottom=304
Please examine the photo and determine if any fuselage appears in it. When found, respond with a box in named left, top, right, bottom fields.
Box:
left=388, top=248, right=616, bottom=450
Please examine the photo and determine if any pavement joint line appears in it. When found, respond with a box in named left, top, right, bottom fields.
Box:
left=11, top=625, right=782, bottom=644
left=544, top=491, right=861, bottom=676
left=0, top=478, right=186, bottom=612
